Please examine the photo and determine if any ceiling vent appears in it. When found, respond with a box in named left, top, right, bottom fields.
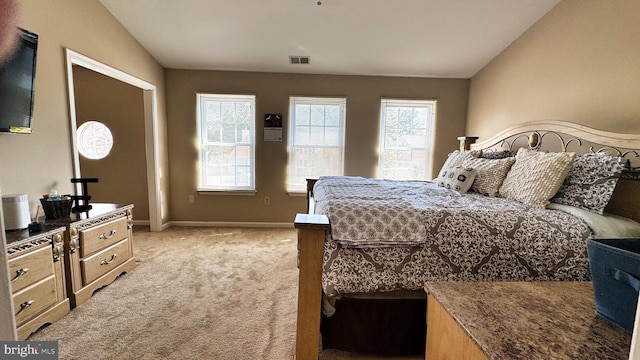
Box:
left=289, top=56, right=310, bottom=65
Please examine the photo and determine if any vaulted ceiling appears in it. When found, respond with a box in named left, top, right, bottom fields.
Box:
left=99, top=0, right=560, bottom=78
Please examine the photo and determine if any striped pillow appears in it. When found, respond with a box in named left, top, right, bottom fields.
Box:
left=499, top=148, right=576, bottom=208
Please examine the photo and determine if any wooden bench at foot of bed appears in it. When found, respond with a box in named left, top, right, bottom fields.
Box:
left=294, top=213, right=329, bottom=360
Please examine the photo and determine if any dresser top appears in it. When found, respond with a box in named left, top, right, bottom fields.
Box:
left=4, top=225, right=66, bottom=256
left=424, top=281, right=632, bottom=360
left=41, top=203, right=133, bottom=226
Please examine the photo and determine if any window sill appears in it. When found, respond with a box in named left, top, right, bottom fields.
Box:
left=197, top=189, right=257, bottom=196
left=287, top=191, right=306, bottom=197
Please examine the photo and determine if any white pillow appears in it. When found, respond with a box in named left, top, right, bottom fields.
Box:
left=435, top=150, right=480, bottom=180
left=436, top=166, right=477, bottom=193
left=499, top=148, right=576, bottom=208
left=459, top=156, right=515, bottom=197
left=548, top=203, right=640, bottom=239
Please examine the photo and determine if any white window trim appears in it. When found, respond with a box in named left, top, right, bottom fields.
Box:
left=197, top=189, right=257, bottom=195
left=196, top=93, right=256, bottom=192
left=287, top=96, right=347, bottom=193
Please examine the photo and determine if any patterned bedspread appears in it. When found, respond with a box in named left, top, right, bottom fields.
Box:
left=313, top=176, right=593, bottom=297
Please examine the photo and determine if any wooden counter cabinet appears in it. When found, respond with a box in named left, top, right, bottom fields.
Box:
left=6, top=227, right=70, bottom=340
left=426, top=293, right=487, bottom=360
left=424, top=282, right=632, bottom=360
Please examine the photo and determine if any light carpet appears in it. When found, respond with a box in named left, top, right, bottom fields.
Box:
left=28, top=226, right=421, bottom=360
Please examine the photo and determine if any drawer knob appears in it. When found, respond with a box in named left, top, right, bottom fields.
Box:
left=99, top=230, right=117, bottom=240
left=53, top=233, right=63, bottom=244
left=100, top=254, right=118, bottom=265
left=11, top=268, right=29, bottom=282
left=15, top=300, right=34, bottom=315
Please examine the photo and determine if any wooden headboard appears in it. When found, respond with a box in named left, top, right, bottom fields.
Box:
left=459, top=120, right=640, bottom=223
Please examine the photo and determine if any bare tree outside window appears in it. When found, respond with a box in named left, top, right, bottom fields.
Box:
left=287, top=97, right=346, bottom=192
left=379, top=99, right=436, bottom=180
left=197, top=94, right=255, bottom=191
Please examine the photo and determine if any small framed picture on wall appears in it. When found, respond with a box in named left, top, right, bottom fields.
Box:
left=264, top=114, right=282, bottom=141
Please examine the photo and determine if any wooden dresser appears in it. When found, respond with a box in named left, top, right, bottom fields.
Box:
left=44, top=203, right=135, bottom=308
left=5, top=226, right=70, bottom=340
left=424, top=281, right=632, bottom=360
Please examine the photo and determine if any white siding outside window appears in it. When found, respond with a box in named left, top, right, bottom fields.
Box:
left=378, top=99, right=436, bottom=180
left=197, top=94, right=255, bottom=191
left=287, top=96, right=346, bottom=192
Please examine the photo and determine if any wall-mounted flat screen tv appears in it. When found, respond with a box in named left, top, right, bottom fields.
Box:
left=0, top=28, right=38, bottom=134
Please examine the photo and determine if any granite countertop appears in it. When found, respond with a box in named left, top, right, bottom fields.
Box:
left=4, top=225, right=65, bottom=246
left=4, top=225, right=66, bottom=257
left=424, top=281, right=632, bottom=360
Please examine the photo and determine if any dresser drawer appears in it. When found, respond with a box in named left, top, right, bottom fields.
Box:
left=8, top=245, right=54, bottom=293
left=80, top=217, right=128, bottom=257
left=13, top=275, right=57, bottom=326
left=80, top=238, right=131, bottom=286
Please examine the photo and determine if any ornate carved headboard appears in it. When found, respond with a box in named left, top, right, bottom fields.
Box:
left=459, top=120, right=640, bottom=223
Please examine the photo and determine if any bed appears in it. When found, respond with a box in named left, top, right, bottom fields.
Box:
left=293, top=120, right=640, bottom=359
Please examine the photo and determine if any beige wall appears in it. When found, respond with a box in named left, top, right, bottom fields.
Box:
left=467, top=0, right=640, bottom=140
left=74, top=66, right=149, bottom=220
left=0, top=0, right=168, bottom=224
left=166, top=70, right=468, bottom=223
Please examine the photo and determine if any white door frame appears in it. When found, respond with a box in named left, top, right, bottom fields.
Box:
left=65, top=49, right=162, bottom=231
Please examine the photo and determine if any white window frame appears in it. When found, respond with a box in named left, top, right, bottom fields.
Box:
left=196, top=93, right=256, bottom=192
left=287, top=96, right=346, bottom=193
left=378, top=99, right=436, bottom=181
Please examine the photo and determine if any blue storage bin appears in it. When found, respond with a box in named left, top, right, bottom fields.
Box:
left=587, top=238, right=640, bottom=333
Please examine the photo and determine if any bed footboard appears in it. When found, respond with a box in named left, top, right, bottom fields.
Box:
left=294, top=213, right=329, bottom=360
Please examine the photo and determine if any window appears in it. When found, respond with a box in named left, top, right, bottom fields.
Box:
left=378, top=99, right=436, bottom=180
left=197, top=94, right=255, bottom=191
left=287, top=96, right=346, bottom=192
left=77, top=120, right=113, bottom=160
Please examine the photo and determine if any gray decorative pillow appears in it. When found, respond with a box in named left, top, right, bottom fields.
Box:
left=459, top=156, right=516, bottom=196
left=436, top=166, right=477, bottom=193
left=551, top=153, right=630, bottom=214
left=479, top=150, right=515, bottom=159
left=499, top=148, right=576, bottom=208
left=435, top=150, right=480, bottom=180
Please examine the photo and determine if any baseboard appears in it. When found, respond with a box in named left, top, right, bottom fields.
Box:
left=132, top=220, right=170, bottom=231
left=132, top=220, right=293, bottom=230
left=167, top=220, right=294, bottom=228
left=132, top=219, right=150, bottom=226
left=158, top=222, right=172, bottom=231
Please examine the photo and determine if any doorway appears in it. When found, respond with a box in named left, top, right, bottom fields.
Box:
left=65, top=49, right=162, bottom=231
left=72, top=66, right=149, bottom=220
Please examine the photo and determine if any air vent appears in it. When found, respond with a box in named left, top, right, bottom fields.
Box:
left=289, top=56, right=310, bottom=65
